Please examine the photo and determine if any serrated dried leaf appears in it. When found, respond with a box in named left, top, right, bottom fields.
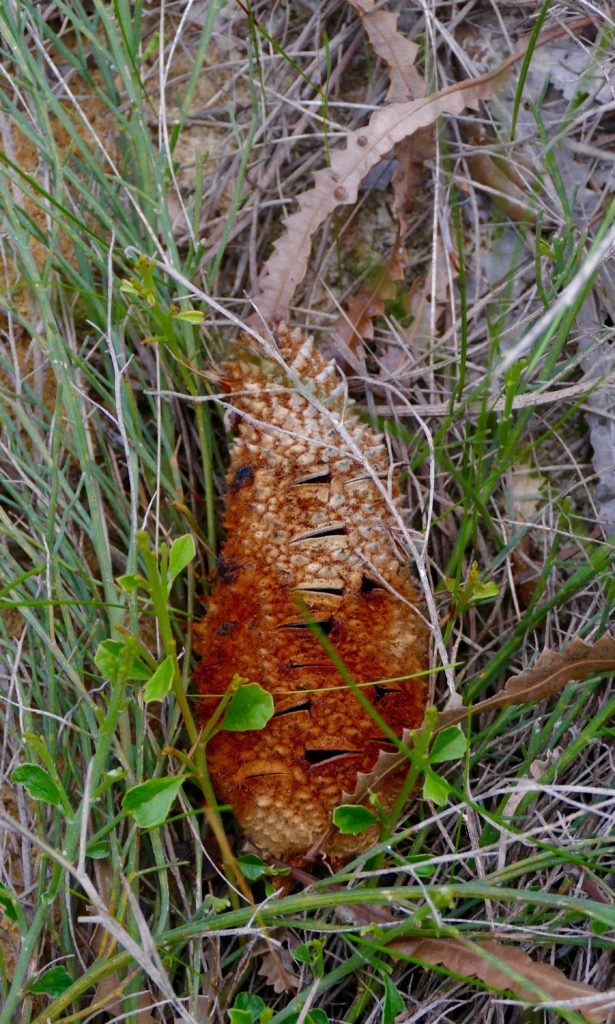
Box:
left=251, top=21, right=589, bottom=325
left=251, top=64, right=515, bottom=323
left=342, top=632, right=615, bottom=805
left=388, top=937, right=611, bottom=1022
left=439, top=632, right=615, bottom=729
left=339, top=0, right=427, bottom=325
left=337, top=900, right=611, bottom=1020
left=347, top=0, right=429, bottom=286
left=257, top=949, right=300, bottom=994
left=347, top=0, right=426, bottom=104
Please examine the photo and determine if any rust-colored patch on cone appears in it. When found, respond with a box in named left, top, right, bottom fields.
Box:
left=194, top=324, right=428, bottom=863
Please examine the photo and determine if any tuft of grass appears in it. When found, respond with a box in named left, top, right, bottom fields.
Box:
left=0, top=3, right=613, bottom=1023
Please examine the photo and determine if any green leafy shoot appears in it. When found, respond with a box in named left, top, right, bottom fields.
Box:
left=122, top=776, right=185, bottom=829
left=445, top=561, right=500, bottom=614
left=172, top=308, right=205, bottom=324
left=11, top=764, right=62, bottom=807
left=94, top=639, right=151, bottom=681
left=221, top=682, right=275, bottom=732
left=168, top=533, right=196, bottom=591
left=236, top=853, right=290, bottom=882
left=143, top=656, right=175, bottom=703
left=27, top=966, right=73, bottom=996
left=0, top=883, right=19, bottom=923
left=382, top=974, right=405, bottom=1024
left=423, top=726, right=468, bottom=806
left=332, top=804, right=378, bottom=835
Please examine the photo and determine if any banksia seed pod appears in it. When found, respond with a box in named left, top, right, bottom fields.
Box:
left=193, top=324, right=428, bottom=863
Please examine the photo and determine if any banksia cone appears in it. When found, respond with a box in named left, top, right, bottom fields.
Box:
left=193, top=324, right=428, bottom=863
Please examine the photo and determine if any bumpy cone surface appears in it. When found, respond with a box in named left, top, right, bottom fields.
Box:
left=194, top=325, right=428, bottom=862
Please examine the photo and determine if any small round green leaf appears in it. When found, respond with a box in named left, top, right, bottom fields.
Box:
left=168, top=534, right=196, bottom=589
left=122, top=776, right=184, bottom=829
left=422, top=768, right=451, bottom=806
left=94, top=638, right=150, bottom=681
left=11, top=764, right=61, bottom=807
left=143, top=656, right=175, bottom=703
left=0, top=883, right=18, bottom=922
left=305, top=1011, right=330, bottom=1024
left=332, top=804, right=378, bottom=835
left=94, top=639, right=123, bottom=677
left=116, top=573, right=148, bottom=593
left=403, top=855, right=436, bottom=877
left=28, top=966, right=73, bottom=996
left=472, top=580, right=499, bottom=602
left=85, top=838, right=110, bottom=860
left=172, top=309, right=205, bottom=324
left=221, top=683, right=274, bottom=732
left=119, top=279, right=139, bottom=296
left=228, top=1012, right=251, bottom=1024
left=230, top=993, right=266, bottom=1024
left=429, top=726, right=467, bottom=765
left=237, top=853, right=267, bottom=881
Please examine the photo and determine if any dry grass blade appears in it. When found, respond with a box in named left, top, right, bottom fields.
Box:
left=388, top=937, right=612, bottom=1022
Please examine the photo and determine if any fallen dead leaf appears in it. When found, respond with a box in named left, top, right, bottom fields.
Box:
left=251, top=60, right=514, bottom=323
left=250, top=20, right=589, bottom=325
left=257, top=947, right=300, bottom=994
left=346, top=0, right=426, bottom=104
left=335, top=899, right=611, bottom=1021
left=463, top=124, right=537, bottom=223
left=331, top=1, right=429, bottom=357
left=339, top=631, right=615, bottom=807
left=389, top=936, right=612, bottom=1023
left=439, top=630, right=615, bottom=729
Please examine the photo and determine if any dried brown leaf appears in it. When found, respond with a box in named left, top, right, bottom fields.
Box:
left=346, top=1, right=428, bottom=304
left=466, top=150, right=535, bottom=223
left=388, top=937, right=612, bottom=1022
left=251, top=63, right=516, bottom=323
left=335, top=901, right=611, bottom=1020
left=332, top=261, right=399, bottom=357
left=439, top=631, right=615, bottom=729
left=251, top=20, right=592, bottom=325
left=348, top=0, right=430, bottom=277
left=342, top=632, right=615, bottom=805
left=257, top=949, right=300, bottom=994
left=347, top=0, right=426, bottom=103
left=391, top=129, right=434, bottom=242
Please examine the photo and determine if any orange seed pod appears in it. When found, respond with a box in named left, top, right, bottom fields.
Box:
left=193, top=324, right=428, bottom=863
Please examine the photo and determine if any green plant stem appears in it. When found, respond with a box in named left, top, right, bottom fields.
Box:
left=0, top=670, right=129, bottom=1024
left=137, top=534, right=251, bottom=903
